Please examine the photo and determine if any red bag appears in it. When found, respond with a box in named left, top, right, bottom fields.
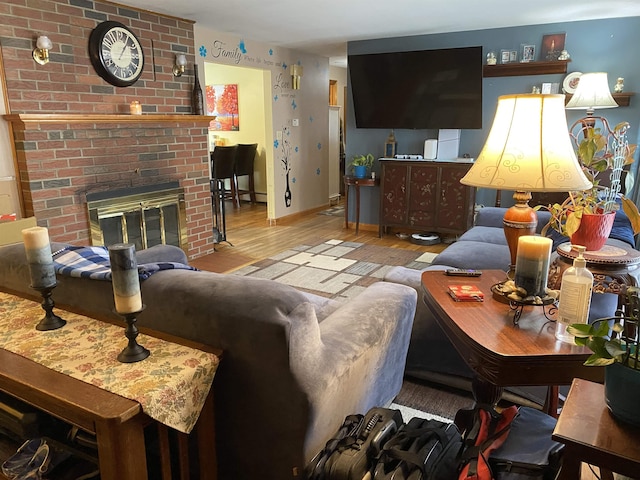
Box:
left=457, top=405, right=519, bottom=480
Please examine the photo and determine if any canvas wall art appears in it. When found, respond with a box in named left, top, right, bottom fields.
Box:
left=206, top=84, right=239, bottom=131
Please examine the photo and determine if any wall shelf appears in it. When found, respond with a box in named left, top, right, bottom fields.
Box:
left=483, top=60, right=570, bottom=78
left=564, top=92, right=634, bottom=107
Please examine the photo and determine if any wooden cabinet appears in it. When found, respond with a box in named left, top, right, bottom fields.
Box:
left=379, top=160, right=475, bottom=237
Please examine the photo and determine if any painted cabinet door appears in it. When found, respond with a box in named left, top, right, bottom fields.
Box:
left=380, top=162, right=409, bottom=224
left=407, top=164, right=438, bottom=228
left=436, top=164, right=475, bottom=232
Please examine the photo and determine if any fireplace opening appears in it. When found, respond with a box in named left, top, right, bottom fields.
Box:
left=87, top=182, right=187, bottom=253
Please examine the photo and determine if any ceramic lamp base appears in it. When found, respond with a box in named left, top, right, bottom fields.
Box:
left=502, top=191, right=538, bottom=278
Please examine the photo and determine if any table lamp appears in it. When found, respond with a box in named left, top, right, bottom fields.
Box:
left=460, top=94, right=592, bottom=277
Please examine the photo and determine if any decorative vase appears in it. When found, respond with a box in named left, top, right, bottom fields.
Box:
left=570, top=211, right=615, bottom=251
left=353, top=165, right=367, bottom=178
left=605, top=362, right=640, bottom=426
left=192, top=64, right=204, bottom=115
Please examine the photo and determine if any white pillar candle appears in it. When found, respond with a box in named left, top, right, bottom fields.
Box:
left=514, top=235, right=553, bottom=297
left=22, top=226, right=56, bottom=289
left=108, top=244, right=143, bottom=314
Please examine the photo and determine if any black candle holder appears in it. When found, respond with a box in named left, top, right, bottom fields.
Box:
left=32, top=284, right=66, bottom=331
left=116, top=306, right=150, bottom=363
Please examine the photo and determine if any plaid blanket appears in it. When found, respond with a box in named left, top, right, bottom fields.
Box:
left=53, top=246, right=197, bottom=281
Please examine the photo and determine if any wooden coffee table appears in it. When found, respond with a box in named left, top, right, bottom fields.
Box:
left=421, top=270, right=603, bottom=416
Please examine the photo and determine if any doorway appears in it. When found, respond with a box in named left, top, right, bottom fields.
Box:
left=203, top=63, right=274, bottom=217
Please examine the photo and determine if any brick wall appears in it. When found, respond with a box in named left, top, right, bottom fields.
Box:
left=1, top=0, right=215, bottom=258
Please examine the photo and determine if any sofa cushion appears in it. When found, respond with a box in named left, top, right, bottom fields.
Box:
left=432, top=240, right=511, bottom=271
left=458, top=226, right=507, bottom=246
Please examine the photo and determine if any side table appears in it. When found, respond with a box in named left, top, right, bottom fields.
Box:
left=344, top=175, right=379, bottom=235
left=548, top=242, right=640, bottom=296
left=553, top=378, right=640, bottom=480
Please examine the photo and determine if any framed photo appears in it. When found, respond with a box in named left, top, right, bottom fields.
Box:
left=521, top=44, right=536, bottom=63
left=500, top=50, right=510, bottom=64
left=541, top=33, right=566, bottom=61
left=509, top=51, right=517, bottom=62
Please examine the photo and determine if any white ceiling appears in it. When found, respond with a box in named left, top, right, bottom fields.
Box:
left=120, top=0, right=640, bottom=66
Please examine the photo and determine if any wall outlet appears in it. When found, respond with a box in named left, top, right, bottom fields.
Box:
left=292, top=118, right=299, bottom=126
left=276, top=130, right=282, bottom=141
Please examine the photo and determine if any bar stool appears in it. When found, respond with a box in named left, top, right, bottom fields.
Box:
left=234, top=143, right=258, bottom=204
left=210, top=145, right=238, bottom=244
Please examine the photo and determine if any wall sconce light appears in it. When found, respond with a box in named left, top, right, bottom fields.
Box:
left=33, top=35, right=52, bottom=65
left=173, top=54, right=187, bottom=77
left=290, top=64, right=303, bottom=90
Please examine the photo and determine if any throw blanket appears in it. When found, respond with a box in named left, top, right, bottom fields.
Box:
left=53, top=246, right=196, bottom=281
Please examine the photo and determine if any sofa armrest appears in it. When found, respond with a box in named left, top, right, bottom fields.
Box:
left=290, top=281, right=417, bottom=460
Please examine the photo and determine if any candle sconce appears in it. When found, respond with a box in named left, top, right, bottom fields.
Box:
left=116, top=305, right=150, bottom=363
left=32, top=284, right=66, bottom=331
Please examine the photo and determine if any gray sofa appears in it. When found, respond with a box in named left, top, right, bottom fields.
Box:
left=0, top=242, right=417, bottom=480
left=384, top=206, right=634, bottom=397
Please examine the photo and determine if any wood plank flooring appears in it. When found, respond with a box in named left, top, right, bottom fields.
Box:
left=190, top=200, right=447, bottom=272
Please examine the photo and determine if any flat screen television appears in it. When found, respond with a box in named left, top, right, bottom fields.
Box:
left=348, top=46, right=483, bottom=130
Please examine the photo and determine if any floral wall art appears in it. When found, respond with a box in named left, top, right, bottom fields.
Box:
left=206, top=84, right=240, bottom=131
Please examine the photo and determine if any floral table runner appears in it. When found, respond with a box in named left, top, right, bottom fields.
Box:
left=0, top=292, right=219, bottom=434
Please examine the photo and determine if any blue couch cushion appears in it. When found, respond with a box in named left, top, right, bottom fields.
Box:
left=433, top=240, right=511, bottom=271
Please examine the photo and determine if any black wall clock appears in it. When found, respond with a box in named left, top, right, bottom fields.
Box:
left=89, top=21, right=144, bottom=87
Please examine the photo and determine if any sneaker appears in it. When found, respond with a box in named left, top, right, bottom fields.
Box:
left=1, top=438, right=45, bottom=478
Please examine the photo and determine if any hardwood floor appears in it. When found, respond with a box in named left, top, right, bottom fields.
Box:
left=190, top=199, right=447, bottom=272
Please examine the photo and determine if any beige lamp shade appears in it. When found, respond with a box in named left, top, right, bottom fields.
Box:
left=460, top=94, right=592, bottom=192
left=565, top=72, right=618, bottom=111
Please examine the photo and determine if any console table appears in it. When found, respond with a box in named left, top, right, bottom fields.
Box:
left=0, top=291, right=221, bottom=479
left=344, top=175, right=379, bottom=235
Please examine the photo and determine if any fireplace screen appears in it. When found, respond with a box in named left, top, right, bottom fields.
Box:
left=87, top=184, right=187, bottom=252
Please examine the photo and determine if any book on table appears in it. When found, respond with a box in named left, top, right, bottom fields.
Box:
left=448, top=284, right=484, bottom=302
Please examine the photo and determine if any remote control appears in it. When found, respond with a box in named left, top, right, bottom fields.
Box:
left=445, top=269, right=482, bottom=277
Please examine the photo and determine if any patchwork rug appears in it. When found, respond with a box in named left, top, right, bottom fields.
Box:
left=317, top=205, right=345, bottom=217
left=231, top=239, right=437, bottom=300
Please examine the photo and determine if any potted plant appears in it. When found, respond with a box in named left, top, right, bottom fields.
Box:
left=537, top=121, right=640, bottom=249
left=567, top=286, right=640, bottom=426
left=350, top=153, right=375, bottom=179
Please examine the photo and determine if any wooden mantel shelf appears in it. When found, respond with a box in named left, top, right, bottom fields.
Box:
left=3, top=114, right=215, bottom=125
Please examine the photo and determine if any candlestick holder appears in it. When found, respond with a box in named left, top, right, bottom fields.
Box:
left=491, top=281, right=558, bottom=325
left=116, top=306, right=150, bottom=363
left=32, top=284, right=66, bottom=331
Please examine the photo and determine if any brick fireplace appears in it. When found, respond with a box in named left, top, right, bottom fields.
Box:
left=4, top=114, right=215, bottom=259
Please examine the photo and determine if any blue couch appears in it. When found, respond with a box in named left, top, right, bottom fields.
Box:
left=384, top=206, right=637, bottom=400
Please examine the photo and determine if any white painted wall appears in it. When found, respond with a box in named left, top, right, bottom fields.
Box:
left=194, top=26, right=330, bottom=220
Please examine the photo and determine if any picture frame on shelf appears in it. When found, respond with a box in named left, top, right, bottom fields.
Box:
left=500, top=50, right=511, bottom=64
left=541, top=33, right=566, bottom=61
left=521, top=44, right=536, bottom=62
left=509, top=50, right=517, bottom=62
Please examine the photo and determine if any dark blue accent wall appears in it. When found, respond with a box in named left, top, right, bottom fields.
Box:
left=346, top=16, right=640, bottom=227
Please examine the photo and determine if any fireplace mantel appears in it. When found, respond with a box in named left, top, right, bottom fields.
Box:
left=3, top=113, right=215, bottom=126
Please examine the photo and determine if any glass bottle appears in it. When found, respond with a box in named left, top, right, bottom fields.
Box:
left=192, top=64, right=204, bottom=115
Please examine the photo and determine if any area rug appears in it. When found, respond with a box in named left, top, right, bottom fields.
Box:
left=231, top=239, right=437, bottom=300
left=317, top=205, right=345, bottom=217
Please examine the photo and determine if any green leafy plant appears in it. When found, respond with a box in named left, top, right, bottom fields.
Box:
left=349, top=153, right=375, bottom=168
left=567, top=286, right=640, bottom=371
left=537, top=121, right=640, bottom=238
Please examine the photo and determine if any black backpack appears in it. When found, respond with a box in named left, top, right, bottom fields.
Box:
left=373, top=417, right=463, bottom=479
